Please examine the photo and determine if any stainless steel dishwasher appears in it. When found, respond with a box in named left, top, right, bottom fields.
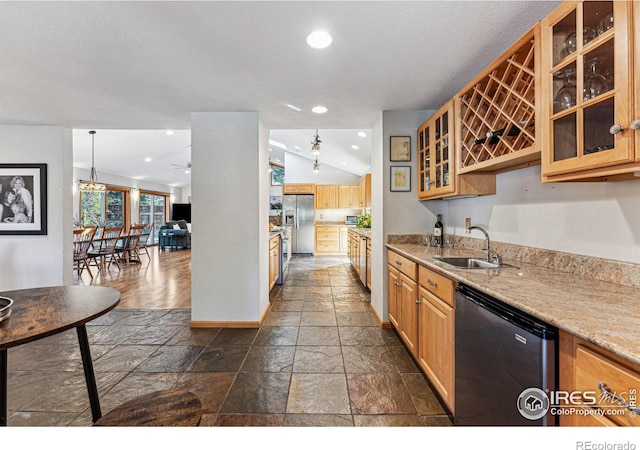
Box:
left=455, top=283, right=558, bottom=426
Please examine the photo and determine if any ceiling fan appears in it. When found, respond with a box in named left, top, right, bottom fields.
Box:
left=171, top=161, right=192, bottom=170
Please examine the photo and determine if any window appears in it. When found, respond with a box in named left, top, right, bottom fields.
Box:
left=79, top=187, right=128, bottom=228
left=139, top=191, right=168, bottom=244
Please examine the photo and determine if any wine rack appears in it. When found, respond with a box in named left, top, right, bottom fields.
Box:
left=457, top=25, right=540, bottom=173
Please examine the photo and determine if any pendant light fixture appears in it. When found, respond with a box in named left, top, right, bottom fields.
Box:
left=311, top=129, right=321, bottom=156
left=78, top=130, right=107, bottom=191
left=312, top=157, right=320, bottom=173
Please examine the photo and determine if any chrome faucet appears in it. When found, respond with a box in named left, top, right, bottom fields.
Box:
left=466, top=220, right=501, bottom=264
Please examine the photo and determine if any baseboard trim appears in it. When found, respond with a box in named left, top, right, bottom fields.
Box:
left=189, top=303, right=270, bottom=329
left=367, top=302, right=392, bottom=328
left=190, top=321, right=260, bottom=328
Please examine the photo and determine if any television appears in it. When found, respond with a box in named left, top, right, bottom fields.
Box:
left=172, top=203, right=191, bottom=223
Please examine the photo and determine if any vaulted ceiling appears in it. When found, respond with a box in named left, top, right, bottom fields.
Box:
left=0, top=1, right=560, bottom=186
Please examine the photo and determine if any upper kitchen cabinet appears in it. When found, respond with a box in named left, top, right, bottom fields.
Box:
left=315, top=185, right=338, bottom=209
left=283, top=184, right=315, bottom=194
left=457, top=24, right=541, bottom=173
left=338, top=185, right=360, bottom=209
left=358, top=174, right=371, bottom=209
left=540, top=1, right=640, bottom=182
left=418, top=100, right=495, bottom=200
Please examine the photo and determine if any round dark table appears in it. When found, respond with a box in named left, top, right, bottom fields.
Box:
left=0, top=285, right=121, bottom=426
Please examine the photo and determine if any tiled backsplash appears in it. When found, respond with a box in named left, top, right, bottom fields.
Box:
left=386, top=234, right=640, bottom=289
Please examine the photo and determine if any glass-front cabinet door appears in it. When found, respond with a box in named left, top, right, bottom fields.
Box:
left=418, top=100, right=455, bottom=199
left=540, top=1, right=635, bottom=181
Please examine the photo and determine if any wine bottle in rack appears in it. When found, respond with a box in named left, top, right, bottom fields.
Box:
left=473, top=121, right=533, bottom=145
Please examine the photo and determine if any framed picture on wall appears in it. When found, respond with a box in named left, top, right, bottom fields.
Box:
left=0, top=163, right=48, bottom=235
left=390, top=136, right=411, bottom=161
left=390, top=166, right=411, bottom=192
left=271, top=164, right=285, bottom=185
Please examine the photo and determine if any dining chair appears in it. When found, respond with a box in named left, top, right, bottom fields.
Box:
left=88, top=226, right=123, bottom=274
left=73, top=227, right=97, bottom=279
left=122, top=224, right=145, bottom=264
left=138, top=226, right=152, bottom=260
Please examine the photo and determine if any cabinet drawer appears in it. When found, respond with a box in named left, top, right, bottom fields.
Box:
left=269, top=236, right=280, bottom=250
left=575, top=345, right=640, bottom=427
left=387, top=250, right=417, bottom=280
left=418, top=265, right=454, bottom=306
left=316, top=241, right=340, bottom=252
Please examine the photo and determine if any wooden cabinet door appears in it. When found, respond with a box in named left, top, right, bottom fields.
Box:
left=388, top=265, right=400, bottom=329
left=418, top=286, right=455, bottom=412
left=366, top=245, right=371, bottom=290
left=339, top=227, right=348, bottom=253
left=398, top=272, right=418, bottom=357
left=350, top=185, right=360, bottom=208
left=338, top=186, right=351, bottom=208
left=418, top=100, right=456, bottom=199
left=316, top=185, right=337, bottom=208
left=540, top=1, right=636, bottom=181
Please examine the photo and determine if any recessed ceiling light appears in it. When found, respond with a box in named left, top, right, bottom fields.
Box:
left=269, top=139, right=287, bottom=150
left=185, top=170, right=190, bottom=174
left=306, top=30, right=332, bottom=49
left=144, top=157, right=152, bottom=162
left=351, top=145, right=359, bottom=150
left=269, top=148, right=273, bottom=152
left=312, top=106, right=328, bottom=114
left=286, top=104, right=302, bottom=111
left=166, top=130, right=174, bottom=135
left=276, top=158, right=281, bottom=163
left=341, top=161, right=347, bottom=165
left=357, top=132, right=367, bottom=138
left=295, top=146, right=301, bottom=151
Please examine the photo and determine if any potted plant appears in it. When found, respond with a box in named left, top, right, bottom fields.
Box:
left=356, top=213, right=371, bottom=229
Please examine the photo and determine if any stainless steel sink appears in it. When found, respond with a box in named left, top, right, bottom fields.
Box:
left=433, top=256, right=519, bottom=270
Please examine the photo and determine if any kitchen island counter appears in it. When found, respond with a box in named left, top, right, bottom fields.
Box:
left=386, top=243, right=640, bottom=366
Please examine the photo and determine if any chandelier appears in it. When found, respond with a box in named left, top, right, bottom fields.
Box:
left=78, top=130, right=106, bottom=191
left=311, top=129, right=321, bottom=156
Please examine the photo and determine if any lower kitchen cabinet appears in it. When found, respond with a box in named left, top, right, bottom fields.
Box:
left=366, top=239, right=371, bottom=290
left=316, top=225, right=340, bottom=254
left=559, top=330, right=640, bottom=427
left=387, top=251, right=456, bottom=413
left=269, top=234, right=281, bottom=291
left=417, top=280, right=455, bottom=413
left=388, top=250, right=419, bottom=357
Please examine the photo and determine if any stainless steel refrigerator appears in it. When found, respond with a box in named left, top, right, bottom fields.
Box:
left=283, top=194, right=315, bottom=254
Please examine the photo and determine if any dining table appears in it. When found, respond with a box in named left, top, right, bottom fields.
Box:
left=0, top=285, right=120, bottom=426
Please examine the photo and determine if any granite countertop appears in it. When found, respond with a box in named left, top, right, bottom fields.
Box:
left=269, top=229, right=285, bottom=239
left=386, top=243, right=640, bottom=366
left=349, top=228, right=371, bottom=239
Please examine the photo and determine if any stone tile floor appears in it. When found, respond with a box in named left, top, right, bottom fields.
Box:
left=5, top=255, right=452, bottom=426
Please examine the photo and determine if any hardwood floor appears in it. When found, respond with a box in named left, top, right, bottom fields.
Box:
left=74, top=245, right=191, bottom=310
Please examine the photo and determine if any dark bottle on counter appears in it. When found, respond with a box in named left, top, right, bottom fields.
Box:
left=434, top=214, right=443, bottom=247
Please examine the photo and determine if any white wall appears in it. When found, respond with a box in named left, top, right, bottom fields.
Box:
left=372, top=110, right=444, bottom=321
left=382, top=110, right=444, bottom=235
left=445, top=165, right=640, bottom=264
left=0, top=126, right=73, bottom=290
left=284, top=152, right=360, bottom=184
left=191, top=112, right=268, bottom=323
left=73, top=167, right=182, bottom=225
left=181, top=185, right=191, bottom=204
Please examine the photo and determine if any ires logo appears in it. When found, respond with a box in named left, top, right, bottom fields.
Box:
left=517, top=387, right=639, bottom=420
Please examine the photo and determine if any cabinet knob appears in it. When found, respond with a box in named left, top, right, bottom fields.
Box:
left=427, top=279, right=437, bottom=288
left=609, top=124, right=624, bottom=135
left=395, top=260, right=402, bottom=265
left=415, top=299, right=420, bottom=304
left=630, top=119, right=640, bottom=131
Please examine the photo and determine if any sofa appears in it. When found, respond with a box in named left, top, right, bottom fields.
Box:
left=159, top=220, right=191, bottom=250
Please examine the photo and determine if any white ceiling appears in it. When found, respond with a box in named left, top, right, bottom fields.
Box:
left=0, top=1, right=560, bottom=186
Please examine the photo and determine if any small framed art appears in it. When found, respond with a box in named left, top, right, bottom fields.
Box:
left=390, top=136, right=411, bottom=161
left=390, top=166, right=411, bottom=192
